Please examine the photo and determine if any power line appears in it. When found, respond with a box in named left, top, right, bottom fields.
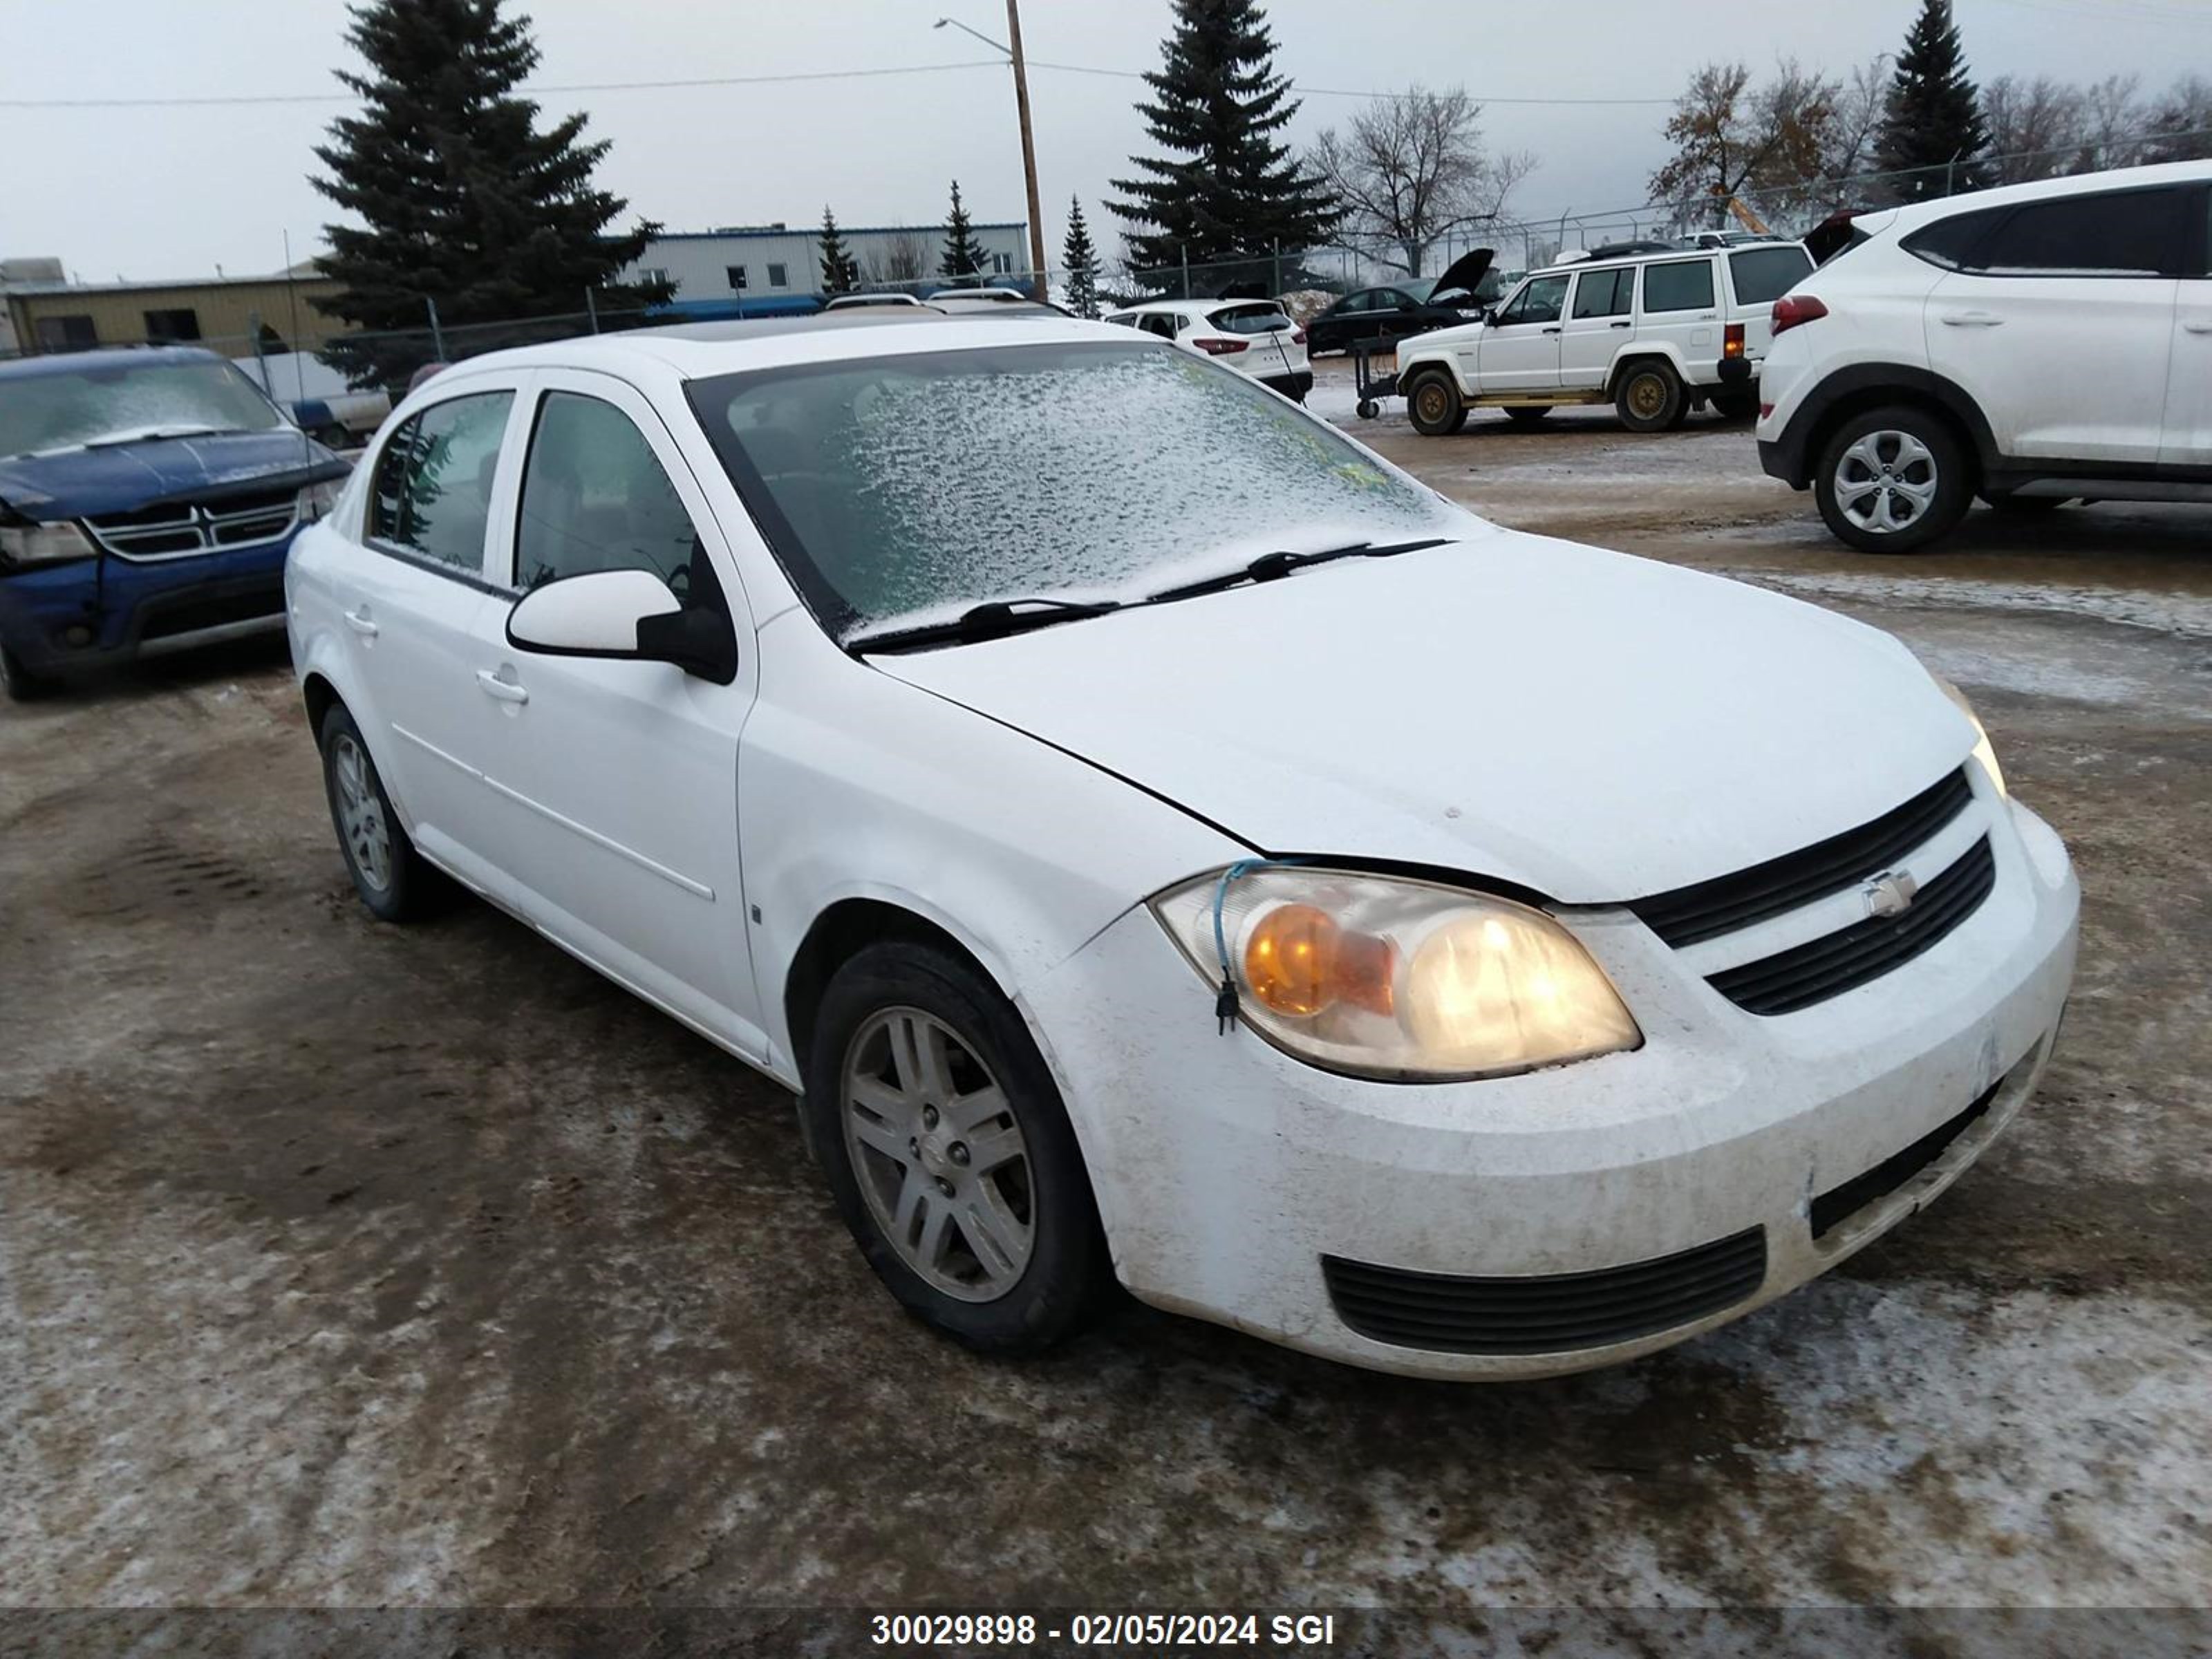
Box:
left=0, top=57, right=1678, bottom=112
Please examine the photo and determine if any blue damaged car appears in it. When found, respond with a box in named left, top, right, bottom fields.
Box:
left=0, top=346, right=350, bottom=699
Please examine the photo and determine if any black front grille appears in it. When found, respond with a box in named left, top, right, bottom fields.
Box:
left=1709, top=836, right=1995, bottom=1016
left=1628, top=769, right=1974, bottom=948
left=1810, top=1075, right=2005, bottom=1239
left=1322, top=1228, right=1767, bottom=1356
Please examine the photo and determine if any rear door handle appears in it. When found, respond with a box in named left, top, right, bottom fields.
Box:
left=2185, top=319, right=2212, bottom=335
left=1940, top=310, right=2006, bottom=327
left=475, top=668, right=529, bottom=705
left=342, top=606, right=378, bottom=637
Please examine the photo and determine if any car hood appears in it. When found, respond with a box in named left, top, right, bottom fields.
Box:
left=1431, top=246, right=1495, bottom=297
left=872, top=532, right=1971, bottom=903
left=0, top=430, right=345, bottom=521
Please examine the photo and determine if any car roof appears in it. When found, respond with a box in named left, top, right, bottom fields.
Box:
left=1878, top=157, right=2212, bottom=233
left=1116, top=298, right=1285, bottom=316
left=411, top=312, right=1142, bottom=387
left=0, top=344, right=227, bottom=382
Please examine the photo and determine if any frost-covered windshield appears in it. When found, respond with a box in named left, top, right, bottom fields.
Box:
left=689, top=340, right=1468, bottom=638
left=0, top=358, right=285, bottom=459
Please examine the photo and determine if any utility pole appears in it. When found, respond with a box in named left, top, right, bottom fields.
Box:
left=935, top=10, right=1049, bottom=299
left=1004, top=0, right=1047, bottom=299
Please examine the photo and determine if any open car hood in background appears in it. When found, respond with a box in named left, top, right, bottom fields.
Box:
left=1430, top=247, right=1496, bottom=299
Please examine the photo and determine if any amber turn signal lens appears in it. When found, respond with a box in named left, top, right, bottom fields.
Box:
left=1244, top=903, right=1397, bottom=1018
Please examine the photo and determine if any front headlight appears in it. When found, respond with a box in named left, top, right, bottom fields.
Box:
left=0, top=520, right=96, bottom=568
left=1150, top=865, right=1641, bottom=1081
left=297, top=479, right=345, bottom=524
left=1931, top=673, right=2007, bottom=798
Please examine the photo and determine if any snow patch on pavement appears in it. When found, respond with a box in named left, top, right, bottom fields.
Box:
left=1736, top=568, right=2212, bottom=641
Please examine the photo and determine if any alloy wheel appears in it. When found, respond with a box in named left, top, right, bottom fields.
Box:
left=1833, top=430, right=1939, bottom=536
left=330, top=733, right=393, bottom=893
left=841, top=1006, right=1035, bottom=1302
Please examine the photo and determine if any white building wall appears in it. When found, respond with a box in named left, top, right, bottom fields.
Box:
left=630, top=223, right=1031, bottom=300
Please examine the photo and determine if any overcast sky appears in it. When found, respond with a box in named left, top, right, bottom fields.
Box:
left=3, top=0, right=2206, bottom=283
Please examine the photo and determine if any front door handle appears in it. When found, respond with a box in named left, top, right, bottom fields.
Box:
left=342, top=606, right=378, bottom=637
left=1542, top=325, right=1562, bottom=335
left=475, top=668, right=529, bottom=705
left=1940, top=310, right=2006, bottom=327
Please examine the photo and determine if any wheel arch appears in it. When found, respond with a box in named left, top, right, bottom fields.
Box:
left=1777, top=364, right=1998, bottom=490
left=1604, top=347, right=1688, bottom=397
left=302, top=670, right=341, bottom=749
left=781, top=895, right=1022, bottom=1096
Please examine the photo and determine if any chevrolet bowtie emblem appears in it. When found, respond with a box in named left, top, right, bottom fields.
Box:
left=1864, top=869, right=1919, bottom=919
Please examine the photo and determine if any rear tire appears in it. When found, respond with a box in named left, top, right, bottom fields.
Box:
left=1615, top=362, right=1685, bottom=432
left=1710, top=389, right=1759, bottom=422
left=1501, top=405, right=1552, bottom=427
left=319, top=703, right=444, bottom=921
left=1406, top=371, right=1468, bottom=436
left=1814, top=404, right=1972, bottom=554
left=804, top=941, right=1107, bottom=1356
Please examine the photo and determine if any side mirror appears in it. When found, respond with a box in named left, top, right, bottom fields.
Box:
left=1483, top=307, right=1501, bottom=327
left=505, top=568, right=738, bottom=685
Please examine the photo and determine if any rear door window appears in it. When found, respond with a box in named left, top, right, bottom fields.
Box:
left=1641, top=259, right=1716, bottom=313
left=1570, top=268, right=1634, bottom=319
left=366, top=390, right=514, bottom=577
left=1727, top=245, right=1815, bottom=304
left=1965, top=188, right=2188, bottom=278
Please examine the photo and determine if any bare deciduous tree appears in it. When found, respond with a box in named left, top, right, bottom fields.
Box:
left=1821, top=56, right=1892, bottom=194
left=1309, top=86, right=1534, bottom=278
left=1981, top=75, right=2084, bottom=182
left=1647, top=59, right=1842, bottom=229
left=863, top=227, right=933, bottom=287
left=2144, top=75, right=2212, bottom=161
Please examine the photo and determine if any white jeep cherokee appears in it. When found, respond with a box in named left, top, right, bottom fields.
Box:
left=1394, top=240, right=1813, bottom=436
left=1756, top=160, right=2212, bottom=552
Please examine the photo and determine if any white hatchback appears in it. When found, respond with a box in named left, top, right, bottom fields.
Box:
left=290, top=313, right=2077, bottom=1379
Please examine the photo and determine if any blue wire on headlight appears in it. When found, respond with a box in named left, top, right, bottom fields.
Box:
left=1210, top=857, right=1302, bottom=1034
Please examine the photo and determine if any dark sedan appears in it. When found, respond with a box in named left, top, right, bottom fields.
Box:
left=1303, top=250, right=1498, bottom=357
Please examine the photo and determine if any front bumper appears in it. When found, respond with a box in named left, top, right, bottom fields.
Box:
left=1030, top=788, right=2079, bottom=1379
left=0, top=534, right=294, bottom=677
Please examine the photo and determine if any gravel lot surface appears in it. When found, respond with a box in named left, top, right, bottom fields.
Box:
left=4, top=359, right=2207, bottom=1635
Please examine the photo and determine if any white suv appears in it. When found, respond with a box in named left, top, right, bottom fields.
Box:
left=1104, top=299, right=1313, bottom=402
left=1757, top=160, right=2212, bottom=552
left=1394, top=241, right=1813, bottom=436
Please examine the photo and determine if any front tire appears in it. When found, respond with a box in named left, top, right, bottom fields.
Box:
left=0, top=641, right=55, bottom=703
left=1406, top=371, right=1467, bottom=436
left=1815, top=405, right=1972, bottom=554
left=805, top=941, right=1107, bottom=1356
left=1615, top=361, right=1685, bottom=432
left=319, top=702, right=442, bottom=921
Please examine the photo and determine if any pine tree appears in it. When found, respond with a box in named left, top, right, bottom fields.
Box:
left=1109, top=0, right=1338, bottom=285
left=941, top=180, right=987, bottom=281
left=1061, top=197, right=1100, bottom=319
left=1873, top=0, right=1991, bottom=200
left=818, top=205, right=860, bottom=295
left=312, top=0, right=668, bottom=387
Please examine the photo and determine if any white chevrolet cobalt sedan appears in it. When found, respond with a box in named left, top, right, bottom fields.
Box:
left=288, top=312, right=2078, bottom=1379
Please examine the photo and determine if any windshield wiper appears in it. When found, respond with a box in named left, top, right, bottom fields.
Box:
left=80, top=424, right=251, bottom=449
left=1143, top=536, right=1454, bottom=606
left=845, top=596, right=1123, bottom=655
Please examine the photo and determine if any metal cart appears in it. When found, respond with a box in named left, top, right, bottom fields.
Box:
left=1350, top=337, right=1400, bottom=420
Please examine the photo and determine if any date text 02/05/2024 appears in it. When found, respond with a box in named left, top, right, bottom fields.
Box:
left=868, top=1612, right=1340, bottom=1649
